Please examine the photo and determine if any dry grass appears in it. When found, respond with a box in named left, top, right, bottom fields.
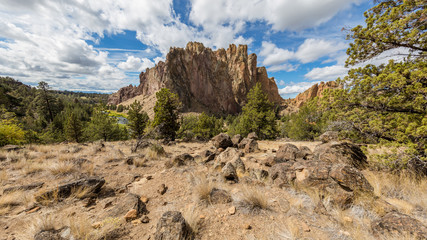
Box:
left=19, top=214, right=58, bottom=239
left=133, top=157, right=147, bottom=167
left=144, top=143, right=166, bottom=160
left=48, top=161, right=76, bottom=176
left=6, top=151, right=22, bottom=162
left=0, top=169, right=7, bottom=183
left=81, top=162, right=95, bottom=176
left=69, top=217, right=123, bottom=240
left=71, top=186, right=93, bottom=199
left=364, top=170, right=427, bottom=211
left=36, top=188, right=60, bottom=206
left=191, top=174, right=216, bottom=204
left=0, top=190, right=30, bottom=215
left=240, top=186, right=269, bottom=212
left=183, top=205, right=201, bottom=234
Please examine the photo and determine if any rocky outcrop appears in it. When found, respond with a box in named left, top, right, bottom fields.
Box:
left=282, top=81, right=340, bottom=114
left=154, top=211, right=194, bottom=240
left=109, top=42, right=283, bottom=115
left=372, top=212, right=427, bottom=239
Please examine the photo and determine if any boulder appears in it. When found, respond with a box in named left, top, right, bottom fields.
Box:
left=232, top=157, right=246, bottom=174
left=171, top=153, right=194, bottom=166
left=222, top=162, right=238, bottom=183
left=247, top=132, right=258, bottom=140
left=275, top=143, right=300, bottom=162
left=211, top=133, right=233, bottom=149
left=35, top=177, right=105, bottom=202
left=231, top=134, right=243, bottom=146
left=209, top=188, right=233, bottom=204
left=372, top=212, right=427, bottom=239
left=244, top=139, right=259, bottom=153
left=215, top=147, right=241, bottom=165
left=270, top=160, right=373, bottom=209
left=108, top=193, right=148, bottom=218
left=319, top=131, right=339, bottom=143
left=154, top=211, right=194, bottom=240
left=313, top=142, right=368, bottom=170
left=34, top=228, right=69, bottom=240
left=296, top=146, right=312, bottom=160
left=237, top=138, right=250, bottom=149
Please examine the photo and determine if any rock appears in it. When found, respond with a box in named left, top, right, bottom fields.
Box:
left=237, top=138, right=250, bottom=149
left=249, top=169, right=269, bottom=181
left=158, top=184, right=168, bottom=195
left=34, top=228, right=72, bottom=240
left=108, top=193, right=148, bottom=218
left=244, top=139, right=259, bottom=153
left=244, top=224, right=252, bottom=230
left=109, top=42, right=283, bottom=116
left=231, top=134, right=243, bottom=146
left=270, top=160, right=373, bottom=209
left=372, top=212, right=427, bottom=239
left=131, top=219, right=142, bottom=225
left=141, top=216, right=150, bottom=223
left=154, top=211, right=194, bottom=240
left=209, top=188, right=232, bottom=204
left=92, top=222, right=102, bottom=229
left=228, top=206, right=236, bottom=215
left=319, top=131, right=339, bottom=143
left=215, top=147, right=241, bottom=164
left=313, top=142, right=368, bottom=169
left=222, top=162, right=238, bottom=183
left=2, top=145, right=22, bottom=152
left=171, top=153, right=194, bottom=166
left=212, top=133, right=233, bottom=149
left=3, top=182, right=44, bottom=194
left=247, top=132, right=258, bottom=140
left=296, top=146, right=312, bottom=160
left=124, top=209, right=138, bottom=221
left=275, top=143, right=300, bottom=162
left=26, top=206, right=41, bottom=214
left=200, top=149, right=213, bottom=158
left=329, top=164, right=373, bottom=193
left=35, top=177, right=105, bottom=202
left=140, top=197, right=149, bottom=203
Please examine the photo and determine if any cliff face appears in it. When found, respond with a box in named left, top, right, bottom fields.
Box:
left=281, top=81, right=340, bottom=114
left=108, top=42, right=283, bottom=115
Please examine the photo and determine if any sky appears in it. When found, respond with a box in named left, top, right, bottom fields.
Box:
left=0, top=0, right=375, bottom=98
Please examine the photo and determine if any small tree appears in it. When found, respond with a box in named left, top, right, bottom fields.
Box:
left=194, top=112, right=223, bottom=140
left=152, top=88, right=181, bottom=140
left=230, top=83, right=277, bottom=139
left=127, top=100, right=149, bottom=139
left=65, top=111, right=83, bottom=142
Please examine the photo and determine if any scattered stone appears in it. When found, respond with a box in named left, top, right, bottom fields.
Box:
left=232, top=157, right=246, bottom=174
left=209, top=188, right=232, bottom=204
left=244, top=139, right=259, bottom=153
left=125, top=156, right=134, bottom=165
left=247, top=132, right=258, bottom=140
left=34, top=228, right=71, bottom=240
left=313, top=142, right=368, bottom=169
left=132, top=219, right=142, bottom=225
left=237, top=138, right=250, bottom=149
left=231, top=134, right=243, bottom=146
left=141, top=196, right=149, bottom=203
left=146, top=175, right=153, bottom=180
left=142, top=216, right=150, bottom=224
left=92, top=222, right=102, bottom=229
left=319, top=131, right=339, bottom=143
left=372, top=212, right=427, bottom=239
left=297, top=146, right=313, bottom=160
left=275, top=143, right=300, bottom=162
left=215, top=147, right=242, bottom=165
left=125, top=209, right=138, bottom=222
left=158, top=184, right=168, bottom=195
left=108, top=193, right=148, bottom=218
left=104, top=201, right=113, bottom=209
left=4, top=182, right=44, bottom=194
left=212, top=133, right=233, bottom=149
left=222, top=162, right=238, bottom=183
left=228, top=206, right=236, bottom=215
left=154, top=211, right=194, bottom=240
left=35, top=177, right=105, bottom=202
left=84, top=197, right=96, bottom=208
left=244, top=224, right=252, bottom=230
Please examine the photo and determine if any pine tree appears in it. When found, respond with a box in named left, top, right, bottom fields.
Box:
left=127, top=100, right=149, bottom=139
left=65, top=111, right=83, bottom=143
left=152, top=88, right=181, bottom=140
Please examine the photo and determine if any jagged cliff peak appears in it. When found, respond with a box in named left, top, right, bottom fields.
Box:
left=108, top=42, right=283, bottom=115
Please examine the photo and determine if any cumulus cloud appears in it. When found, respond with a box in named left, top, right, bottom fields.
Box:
left=305, top=65, right=348, bottom=81
left=118, top=56, right=155, bottom=72
left=278, top=81, right=321, bottom=98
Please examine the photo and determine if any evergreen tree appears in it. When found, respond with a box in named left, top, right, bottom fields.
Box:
left=194, top=112, right=223, bottom=140
left=323, top=0, right=426, bottom=164
left=152, top=88, right=181, bottom=140
left=65, top=111, right=83, bottom=143
left=37, top=81, right=55, bottom=122
left=127, top=100, right=149, bottom=139
left=230, top=83, right=277, bottom=139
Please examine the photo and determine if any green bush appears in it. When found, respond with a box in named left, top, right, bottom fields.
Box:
left=152, top=88, right=181, bottom=141
left=0, top=119, right=26, bottom=146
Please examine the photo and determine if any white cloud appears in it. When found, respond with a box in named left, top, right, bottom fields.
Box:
left=305, top=65, right=348, bottom=81
left=279, top=81, right=320, bottom=95
left=118, top=56, right=155, bottom=72
left=295, top=39, right=347, bottom=63
left=189, top=0, right=362, bottom=31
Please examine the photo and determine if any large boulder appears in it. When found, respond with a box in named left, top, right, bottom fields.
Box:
left=372, top=212, right=427, bottom=239
left=209, top=188, right=233, bottom=204
left=222, top=162, right=238, bottom=183
left=211, top=133, right=233, bottom=149
left=171, top=153, right=194, bottom=167
left=313, top=142, right=368, bottom=169
left=275, top=143, right=300, bottom=163
left=154, top=211, right=194, bottom=240
left=108, top=193, right=148, bottom=218
left=231, top=134, right=243, bottom=147
left=244, top=139, right=259, bottom=153
left=270, top=160, right=373, bottom=209
left=215, top=147, right=242, bottom=165
left=247, top=132, right=258, bottom=140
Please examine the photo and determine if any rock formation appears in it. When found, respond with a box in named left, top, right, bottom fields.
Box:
left=282, top=81, right=341, bottom=114
left=108, top=42, right=283, bottom=115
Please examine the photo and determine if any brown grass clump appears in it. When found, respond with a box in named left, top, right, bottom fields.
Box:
left=133, top=157, right=147, bottom=167
left=240, top=186, right=269, bottom=212
left=0, top=169, right=7, bottom=183
left=191, top=174, right=215, bottom=204
left=48, top=161, right=76, bottom=176
left=144, top=143, right=166, bottom=160
left=183, top=205, right=202, bottom=235
left=0, top=190, right=29, bottom=215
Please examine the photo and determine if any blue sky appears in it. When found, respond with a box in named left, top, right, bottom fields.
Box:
left=0, top=0, right=373, bottom=98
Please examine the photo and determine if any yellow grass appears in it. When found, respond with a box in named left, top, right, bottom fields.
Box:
left=241, top=186, right=269, bottom=212
left=49, top=161, right=76, bottom=176
left=0, top=169, right=7, bottom=183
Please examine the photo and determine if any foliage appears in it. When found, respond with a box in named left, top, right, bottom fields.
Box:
left=65, top=111, right=84, bottom=143
left=152, top=88, right=181, bottom=140
left=127, top=100, right=149, bottom=139
left=117, top=105, right=124, bottom=112
left=228, top=83, right=277, bottom=139
left=0, top=118, right=26, bottom=146
left=281, top=99, right=324, bottom=140
left=177, top=115, right=199, bottom=141
left=346, top=0, right=426, bottom=66
left=323, top=0, right=427, bottom=167
left=86, top=106, right=128, bottom=142
left=177, top=113, right=224, bottom=141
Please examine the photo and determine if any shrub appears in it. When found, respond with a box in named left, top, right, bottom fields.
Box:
left=152, top=88, right=181, bottom=141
